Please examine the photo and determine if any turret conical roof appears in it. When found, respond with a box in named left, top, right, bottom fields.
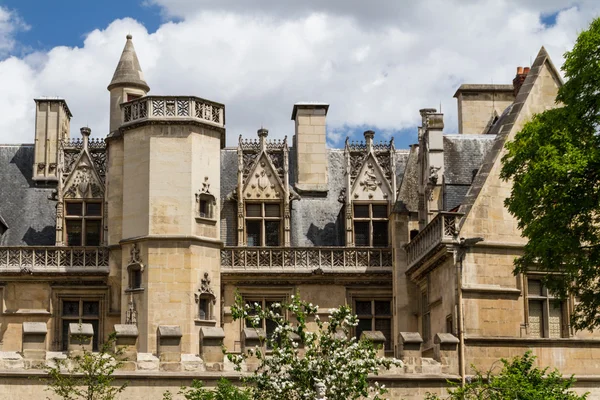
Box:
left=107, top=34, right=150, bottom=92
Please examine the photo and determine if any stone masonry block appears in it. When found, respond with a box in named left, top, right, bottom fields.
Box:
left=68, top=323, right=94, bottom=353
left=399, top=332, right=423, bottom=371
left=362, top=330, right=386, bottom=358
left=157, top=325, right=182, bottom=363
left=200, top=326, right=225, bottom=364
left=114, top=324, right=138, bottom=363
left=22, top=322, right=47, bottom=360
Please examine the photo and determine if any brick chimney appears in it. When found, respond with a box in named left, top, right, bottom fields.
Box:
left=513, top=66, right=530, bottom=96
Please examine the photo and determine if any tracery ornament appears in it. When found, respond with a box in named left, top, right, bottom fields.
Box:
left=129, top=243, right=143, bottom=268
left=359, top=163, right=382, bottom=192
left=126, top=298, right=138, bottom=325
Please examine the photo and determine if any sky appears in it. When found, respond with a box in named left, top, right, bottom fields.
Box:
left=0, top=1, right=598, bottom=149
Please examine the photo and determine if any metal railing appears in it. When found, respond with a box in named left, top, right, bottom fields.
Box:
left=406, top=212, right=462, bottom=269
left=0, top=247, right=109, bottom=273
left=221, top=247, right=392, bottom=272
left=121, top=96, right=225, bottom=129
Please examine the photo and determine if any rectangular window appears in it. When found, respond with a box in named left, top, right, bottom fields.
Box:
left=244, top=298, right=283, bottom=349
left=527, top=278, right=566, bottom=338
left=353, top=203, right=389, bottom=247
left=61, top=299, right=100, bottom=351
left=65, top=201, right=103, bottom=246
left=245, top=203, right=282, bottom=247
left=354, top=299, right=392, bottom=351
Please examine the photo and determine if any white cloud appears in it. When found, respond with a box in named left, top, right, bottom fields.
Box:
left=0, top=1, right=599, bottom=147
left=0, top=6, right=29, bottom=57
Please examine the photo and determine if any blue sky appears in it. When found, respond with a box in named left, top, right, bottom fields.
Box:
left=0, top=1, right=597, bottom=148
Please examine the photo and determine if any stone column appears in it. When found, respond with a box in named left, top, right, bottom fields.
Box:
left=68, top=323, right=94, bottom=354
left=114, top=324, right=138, bottom=371
left=22, top=322, right=47, bottom=363
left=157, top=325, right=182, bottom=371
left=434, top=333, right=459, bottom=375
left=200, top=326, right=226, bottom=369
left=399, top=332, right=423, bottom=373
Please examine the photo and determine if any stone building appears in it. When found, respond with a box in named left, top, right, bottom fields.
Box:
left=0, top=35, right=598, bottom=398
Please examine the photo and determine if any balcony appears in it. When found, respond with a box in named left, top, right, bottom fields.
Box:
left=405, top=212, right=462, bottom=270
left=121, top=96, right=225, bottom=129
left=0, top=247, right=109, bottom=274
left=221, top=247, right=393, bottom=273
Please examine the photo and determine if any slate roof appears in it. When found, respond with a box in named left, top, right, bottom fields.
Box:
left=0, top=145, right=56, bottom=246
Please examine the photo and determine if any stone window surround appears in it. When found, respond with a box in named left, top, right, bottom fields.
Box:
left=524, top=275, right=571, bottom=339
left=346, top=287, right=394, bottom=355
left=244, top=201, right=283, bottom=247
left=236, top=286, right=293, bottom=351
left=351, top=201, right=390, bottom=247
left=63, top=199, right=103, bottom=246
left=51, top=286, right=108, bottom=352
left=195, top=192, right=217, bottom=224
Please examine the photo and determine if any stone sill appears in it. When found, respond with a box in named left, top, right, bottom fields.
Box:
left=2, top=310, right=50, bottom=316
left=194, top=319, right=217, bottom=327
left=125, top=288, right=145, bottom=294
left=195, top=216, right=217, bottom=225
left=464, top=336, right=600, bottom=345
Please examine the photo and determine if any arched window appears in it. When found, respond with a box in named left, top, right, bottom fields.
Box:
left=127, top=244, right=144, bottom=291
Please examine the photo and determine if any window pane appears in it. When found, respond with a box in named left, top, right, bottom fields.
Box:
left=85, top=203, right=102, bottom=216
left=265, top=204, right=280, bottom=217
left=66, top=202, right=83, bottom=216
left=375, top=318, right=392, bottom=350
left=246, top=204, right=261, bottom=217
left=528, top=279, right=543, bottom=296
left=372, top=205, right=388, bottom=218
left=199, top=298, right=209, bottom=320
left=265, top=221, right=280, bottom=246
left=199, top=200, right=209, bottom=218
left=82, top=301, right=99, bottom=317
left=374, top=300, right=391, bottom=316
left=66, top=220, right=82, bottom=246
left=246, top=221, right=261, bottom=246
left=354, top=222, right=369, bottom=246
left=372, top=221, right=389, bottom=247
left=85, top=220, right=102, bottom=246
left=63, top=301, right=80, bottom=316
left=356, top=318, right=372, bottom=341
left=549, top=301, right=563, bottom=338
left=528, top=300, right=543, bottom=338
left=355, top=300, right=372, bottom=316
left=354, top=205, right=369, bottom=218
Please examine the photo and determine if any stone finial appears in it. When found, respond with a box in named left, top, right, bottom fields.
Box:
left=257, top=128, right=269, bottom=138
left=80, top=127, right=91, bottom=149
left=364, top=130, right=375, bottom=151
left=126, top=34, right=133, bottom=40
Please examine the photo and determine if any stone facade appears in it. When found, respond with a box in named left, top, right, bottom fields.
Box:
left=0, top=37, right=599, bottom=399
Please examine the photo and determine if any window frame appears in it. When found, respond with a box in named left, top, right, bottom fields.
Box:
left=59, top=297, right=103, bottom=351
left=245, top=202, right=282, bottom=247
left=525, top=276, right=569, bottom=338
left=353, top=298, right=393, bottom=354
left=64, top=200, right=103, bottom=246
left=352, top=202, right=389, bottom=247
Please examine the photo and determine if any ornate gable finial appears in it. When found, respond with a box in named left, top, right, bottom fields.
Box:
left=129, top=243, right=143, bottom=268
left=201, top=176, right=211, bottom=195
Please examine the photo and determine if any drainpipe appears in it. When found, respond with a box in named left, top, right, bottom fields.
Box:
left=456, top=237, right=483, bottom=386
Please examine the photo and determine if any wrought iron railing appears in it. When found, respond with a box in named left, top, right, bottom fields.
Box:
left=0, top=247, right=109, bottom=273
left=221, top=247, right=392, bottom=272
left=121, top=96, right=225, bottom=128
left=406, top=212, right=462, bottom=269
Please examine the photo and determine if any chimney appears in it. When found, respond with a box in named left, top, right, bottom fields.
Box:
left=291, top=102, right=329, bottom=195
left=33, top=98, right=72, bottom=183
left=513, top=66, right=529, bottom=96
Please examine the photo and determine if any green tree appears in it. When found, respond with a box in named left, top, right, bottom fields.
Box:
left=42, top=332, right=128, bottom=400
left=425, top=351, right=587, bottom=400
left=227, top=293, right=400, bottom=400
left=501, top=17, right=600, bottom=330
left=163, top=378, right=251, bottom=400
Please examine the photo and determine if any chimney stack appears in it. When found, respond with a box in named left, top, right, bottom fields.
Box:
left=513, top=66, right=529, bottom=97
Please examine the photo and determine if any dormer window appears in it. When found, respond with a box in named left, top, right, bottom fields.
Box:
left=353, top=203, right=389, bottom=247
left=246, top=203, right=281, bottom=246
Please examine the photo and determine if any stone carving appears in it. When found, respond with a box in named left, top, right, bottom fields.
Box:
left=129, top=243, right=143, bottom=269
left=244, top=157, right=281, bottom=199
left=315, top=381, right=327, bottom=400
left=201, top=176, right=211, bottom=194
left=359, top=163, right=381, bottom=192
left=37, top=163, right=46, bottom=171
left=338, top=188, right=346, bottom=203
left=195, top=272, right=216, bottom=304
left=429, top=166, right=441, bottom=186
left=126, top=299, right=137, bottom=325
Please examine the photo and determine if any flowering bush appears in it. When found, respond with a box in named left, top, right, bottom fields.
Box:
left=228, top=293, right=401, bottom=400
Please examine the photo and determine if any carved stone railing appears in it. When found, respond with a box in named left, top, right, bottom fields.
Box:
left=221, top=247, right=392, bottom=272
left=0, top=247, right=109, bottom=274
left=406, top=212, right=462, bottom=270
left=121, top=96, right=225, bottom=129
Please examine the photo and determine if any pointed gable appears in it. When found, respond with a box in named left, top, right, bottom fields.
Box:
left=242, top=152, right=285, bottom=201
left=351, top=153, right=393, bottom=201
left=457, top=47, right=563, bottom=241
left=63, top=150, right=105, bottom=199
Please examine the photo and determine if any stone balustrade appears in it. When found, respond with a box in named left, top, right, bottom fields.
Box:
left=121, top=96, right=225, bottom=129
left=221, top=247, right=393, bottom=272
left=406, top=212, right=462, bottom=269
left=0, top=247, right=109, bottom=273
